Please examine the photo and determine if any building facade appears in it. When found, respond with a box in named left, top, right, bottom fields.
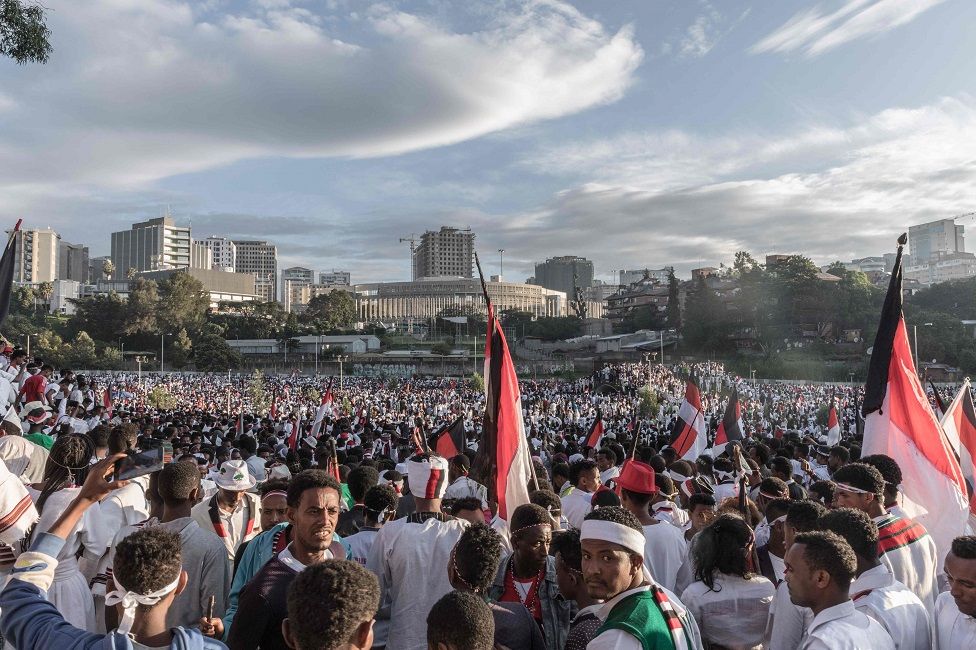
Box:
left=58, top=240, right=89, bottom=283
left=201, top=237, right=237, bottom=272
left=7, top=228, right=60, bottom=283
left=904, top=252, right=976, bottom=286
left=319, top=270, right=351, bottom=286
left=909, top=219, right=965, bottom=264
left=619, top=268, right=672, bottom=286
left=233, top=240, right=278, bottom=303
left=138, top=268, right=260, bottom=307
left=191, top=242, right=213, bottom=270
left=356, top=278, right=566, bottom=321
left=412, top=227, right=475, bottom=279
left=111, top=216, right=192, bottom=275
left=533, top=255, right=594, bottom=297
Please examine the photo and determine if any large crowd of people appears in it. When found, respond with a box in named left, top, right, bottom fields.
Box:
left=0, top=347, right=973, bottom=649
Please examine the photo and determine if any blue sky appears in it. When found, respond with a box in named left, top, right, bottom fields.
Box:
left=2, top=0, right=975, bottom=283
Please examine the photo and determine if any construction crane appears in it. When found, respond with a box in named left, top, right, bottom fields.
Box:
left=399, top=234, right=418, bottom=280
left=951, top=211, right=976, bottom=222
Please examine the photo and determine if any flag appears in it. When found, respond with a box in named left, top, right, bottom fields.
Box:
left=826, top=401, right=841, bottom=446
left=0, top=220, right=22, bottom=328
left=862, top=234, right=968, bottom=570
left=103, top=387, right=113, bottom=419
left=940, top=380, right=976, bottom=525
left=930, top=380, right=947, bottom=420
left=711, top=387, right=744, bottom=457
left=475, top=253, right=532, bottom=522
left=287, top=413, right=301, bottom=451
left=669, top=376, right=707, bottom=461
left=310, top=378, right=334, bottom=436
left=269, top=388, right=279, bottom=419
left=585, top=410, right=605, bottom=449
left=430, top=417, right=466, bottom=459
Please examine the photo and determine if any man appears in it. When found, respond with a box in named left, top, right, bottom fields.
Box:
left=0, top=454, right=226, bottom=649
left=344, top=484, right=398, bottom=566
left=934, top=535, right=976, bottom=649
left=426, top=591, right=495, bottom=650
left=756, top=498, right=791, bottom=586
left=20, top=401, right=54, bottom=450
left=828, top=446, right=850, bottom=474
left=616, top=460, right=687, bottom=593
left=443, top=454, right=488, bottom=509
left=450, top=496, right=487, bottom=525
left=552, top=462, right=572, bottom=498
left=551, top=529, right=603, bottom=650
left=104, top=461, right=232, bottom=631
left=784, top=530, right=894, bottom=649
left=831, top=463, right=939, bottom=611
left=213, top=470, right=346, bottom=649
left=489, top=504, right=569, bottom=650
left=366, top=453, right=468, bottom=650
left=561, top=459, right=600, bottom=529
left=282, top=561, right=380, bottom=650
left=596, top=448, right=619, bottom=485
left=580, top=506, right=702, bottom=649
left=860, top=454, right=908, bottom=520
left=337, top=465, right=379, bottom=537
left=450, top=523, right=545, bottom=650
left=192, top=459, right=262, bottom=563
left=771, top=456, right=806, bottom=500
left=649, top=474, right=688, bottom=528
left=819, top=508, right=930, bottom=650
left=17, top=364, right=52, bottom=406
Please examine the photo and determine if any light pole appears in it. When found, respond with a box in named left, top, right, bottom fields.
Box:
left=160, top=333, right=170, bottom=373
left=913, top=322, right=934, bottom=373
left=315, top=335, right=322, bottom=377
left=643, top=352, right=652, bottom=392
left=136, top=356, right=143, bottom=382
left=337, top=354, right=349, bottom=389
left=498, top=249, right=505, bottom=278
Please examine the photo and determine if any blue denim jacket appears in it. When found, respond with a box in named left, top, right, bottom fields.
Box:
left=489, top=553, right=570, bottom=650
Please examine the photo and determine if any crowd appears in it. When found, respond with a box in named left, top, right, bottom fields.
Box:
left=0, top=346, right=973, bottom=649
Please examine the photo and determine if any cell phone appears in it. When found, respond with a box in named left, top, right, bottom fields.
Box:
left=114, top=441, right=171, bottom=480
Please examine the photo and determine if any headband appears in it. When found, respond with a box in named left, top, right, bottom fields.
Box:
left=834, top=482, right=874, bottom=495
left=105, top=573, right=181, bottom=636
left=667, top=470, right=689, bottom=484
left=261, top=491, right=288, bottom=501
left=770, top=514, right=787, bottom=526
left=580, top=520, right=645, bottom=558
left=406, top=455, right=449, bottom=499
left=511, top=522, right=552, bottom=537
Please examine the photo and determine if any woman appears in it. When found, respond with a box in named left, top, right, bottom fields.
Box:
left=680, top=513, right=774, bottom=650
left=26, top=434, right=109, bottom=632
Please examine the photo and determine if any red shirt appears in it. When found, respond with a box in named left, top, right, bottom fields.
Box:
left=499, top=563, right=544, bottom=624
left=19, top=374, right=46, bottom=403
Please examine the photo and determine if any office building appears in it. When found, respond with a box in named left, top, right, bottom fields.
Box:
left=58, top=240, right=89, bottom=283
left=909, top=218, right=966, bottom=263
left=904, top=252, right=976, bottom=287
left=412, top=227, right=475, bottom=279
left=89, top=256, right=112, bottom=282
left=138, top=268, right=260, bottom=308
left=111, top=216, right=192, bottom=275
left=191, top=242, right=213, bottom=270
left=319, top=270, right=351, bottom=286
left=233, top=240, right=278, bottom=302
left=282, top=267, right=314, bottom=312
left=7, top=228, right=60, bottom=283
left=533, top=256, right=594, bottom=297
left=619, top=268, right=672, bottom=287
left=201, top=237, right=237, bottom=272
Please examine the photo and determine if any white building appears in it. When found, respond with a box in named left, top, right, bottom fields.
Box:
left=904, top=252, right=976, bottom=286
left=319, top=270, right=351, bottom=286
left=6, top=228, right=60, bottom=283
left=111, top=216, right=192, bottom=274
left=201, top=237, right=237, bottom=272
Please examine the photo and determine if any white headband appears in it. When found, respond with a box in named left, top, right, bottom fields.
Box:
left=105, top=573, right=180, bottom=636
left=580, top=520, right=645, bottom=558
left=834, top=482, right=873, bottom=495
left=668, top=470, right=689, bottom=484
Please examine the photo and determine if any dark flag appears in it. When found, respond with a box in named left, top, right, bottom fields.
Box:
left=0, top=220, right=22, bottom=328
left=584, top=409, right=605, bottom=449
left=712, top=386, right=743, bottom=456
left=431, top=416, right=466, bottom=459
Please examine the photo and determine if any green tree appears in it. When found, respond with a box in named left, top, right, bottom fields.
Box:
left=665, top=267, right=681, bottom=329
left=124, top=278, right=159, bottom=336
left=682, top=276, right=733, bottom=353
left=12, top=285, right=34, bottom=314
left=157, top=273, right=209, bottom=335
left=147, top=386, right=177, bottom=410
left=68, top=293, right=127, bottom=341
left=302, top=290, right=356, bottom=332
left=194, top=325, right=242, bottom=372
left=430, top=342, right=452, bottom=356
left=168, top=328, right=193, bottom=369
left=64, top=331, right=98, bottom=368
left=471, top=372, right=484, bottom=393
left=102, top=259, right=115, bottom=280
left=0, top=0, right=51, bottom=64
left=249, top=369, right=269, bottom=413
left=35, top=281, right=53, bottom=314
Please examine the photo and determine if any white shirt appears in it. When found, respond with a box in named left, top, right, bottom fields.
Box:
left=642, top=522, right=688, bottom=593
left=651, top=501, right=689, bottom=528
left=600, top=465, right=620, bottom=484
left=562, top=488, right=594, bottom=530
left=681, top=573, right=774, bottom=649
left=851, top=564, right=930, bottom=650
left=934, top=590, right=976, bottom=650
left=800, top=600, right=895, bottom=650
left=764, top=578, right=813, bottom=650
left=874, top=513, right=940, bottom=612
left=344, top=527, right=379, bottom=566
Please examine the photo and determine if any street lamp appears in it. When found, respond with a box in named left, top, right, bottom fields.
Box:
left=337, top=354, right=349, bottom=389
left=643, top=352, right=652, bottom=392
left=160, top=333, right=170, bottom=373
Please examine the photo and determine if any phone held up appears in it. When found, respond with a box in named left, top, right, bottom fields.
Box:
left=113, top=440, right=173, bottom=480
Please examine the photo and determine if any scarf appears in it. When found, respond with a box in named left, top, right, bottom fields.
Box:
left=208, top=494, right=255, bottom=539
left=650, top=584, right=690, bottom=650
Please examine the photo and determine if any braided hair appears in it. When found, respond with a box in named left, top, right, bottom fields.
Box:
left=36, top=434, right=94, bottom=515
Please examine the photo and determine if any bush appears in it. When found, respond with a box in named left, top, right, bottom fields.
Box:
left=148, top=386, right=177, bottom=410
left=471, top=372, right=484, bottom=393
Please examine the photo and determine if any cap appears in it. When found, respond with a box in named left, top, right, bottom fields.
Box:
left=616, top=460, right=658, bottom=495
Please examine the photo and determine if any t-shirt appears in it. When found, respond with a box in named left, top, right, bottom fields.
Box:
left=23, top=432, right=54, bottom=451
left=490, top=600, right=546, bottom=650
left=19, top=374, right=46, bottom=403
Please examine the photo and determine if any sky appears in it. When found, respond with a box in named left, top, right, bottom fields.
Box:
left=2, top=0, right=976, bottom=283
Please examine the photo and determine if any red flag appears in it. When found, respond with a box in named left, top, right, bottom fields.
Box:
left=311, top=378, right=334, bottom=436
left=585, top=410, right=605, bottom=449
left=712, top=387, right=744, bottom=456
left=863, top=234, right=968, bottom=569
left=826, top=402, right=840, bottom=446
left=431, top=417, right=466, bottom=459
left=103, top=387, right=113, bottom=419
left=939, top=379, right=976, bottom=524
left=476, top=254, right=532, bottom=522
left=669, top=376, right=706, bottom=460
left=270, top=388, right=279, bottom=419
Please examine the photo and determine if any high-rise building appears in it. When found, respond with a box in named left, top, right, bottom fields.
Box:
left=233, top=240, right=278, bottom=302
left=412, top=227, right=475, bottom=279
left=282, top=267, right=314, bottom=312
left=110, top=216, right=192, bottom=275
left=283, top=267, right=315, bottom=285
left=619, top=268, right=671, bottom=286
left=909, top=218, right=966, bottom=263
left=533, top=256, right=594, bottom=297
left=89, top=256, right=112, bottom=283
left=201, top=237, right=237, bottom=272
left=191, top=242, right=213, bottom=270
left=319, top=270, right=351, bottom=286
left=6, top=228, right=60, bottom=283
left=58, top=240, right=90, bottom=283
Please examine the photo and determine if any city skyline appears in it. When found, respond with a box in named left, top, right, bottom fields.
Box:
left=3, top=1, right=976, bottom=283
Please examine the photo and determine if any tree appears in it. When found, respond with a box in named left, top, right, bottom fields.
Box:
left=430, top=342, right=452, bottom=356
left=248, top=369, right=269, bottom=413
left=169, top=328, right=192, bottom=369
left=12, top=285, right=34, bottom=314
left=0, top=0, right=51, bottom=64
left=682, top=276, right=733, bottom=353
left=102, top=259, right=115, bottom=281
left=471, top=372, right=484, bottom=393
left=123, top=278, right=159, bottom=336
left=64, top=331, right=98, bottom=368
left=68, top=293, right=127, bottom=341
left=194, top=325, right=242, bottom=372
left=665, top=267, right=681, bottom=329
left=147, top=386, right=177, bottom=411
left=302, top=290, right=356, bottom=332
left=126, top=267, right=138, bottom=280
left=157, top=273, right=209, bottom=335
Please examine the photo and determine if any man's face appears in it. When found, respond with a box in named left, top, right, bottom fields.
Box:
left=513, top=525, right=552, bottom=573
left=828, top=454, right=843, bottom=471
left=581, top=539, right=640, bottom=600
left=832, top=487, right=872, bottom=512
left=289, top=487, right=341, bottom=553
left=454, top=507, right=485, bottom=526
left=260, top=493, right=289, bottom=529
left=578, top=467, right=601, bottom=493
left=784, top=543, right=818, bottom=608
left=946, top=551, right=976, bottom=617
left=554, top=551, right=579, bottom=599
left=689, top=504, right=716, bottom=532
left=596, top=454, right=612, bottom=472
left=219, top=488, right=245, bottom=508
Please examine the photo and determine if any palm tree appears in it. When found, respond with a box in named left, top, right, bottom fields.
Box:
left=126, top=267, right=138, bottom=280
left=36, top=281, right=53, bottom=314
left=103, top=259, right=116, bottom=281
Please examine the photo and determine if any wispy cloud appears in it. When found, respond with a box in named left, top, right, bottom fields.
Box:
left=752, top=0, right=947, bottom=57
left=667, top=1, right=749, bottom=59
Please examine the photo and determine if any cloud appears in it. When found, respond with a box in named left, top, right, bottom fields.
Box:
left=680, top=3, right=723, bottom=57
left=752, top=0, right=947, bottom=57
left=0, top=0, right=642, bottom=196
left=504, top=96, right=976, bottom=276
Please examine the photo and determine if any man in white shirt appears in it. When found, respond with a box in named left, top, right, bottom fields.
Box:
left=820, top=507, right=930, bottom=650
left=784, top=530, right=894, bottom=650
left=596, top=448, right=619, bottom=485
left=191, top=459, right=261, bottom=563
left=561, top=459, right=600, bottom=530
left=934, top=535, right=976, bottom=650
left=443, top=454, right=488, bottom=509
